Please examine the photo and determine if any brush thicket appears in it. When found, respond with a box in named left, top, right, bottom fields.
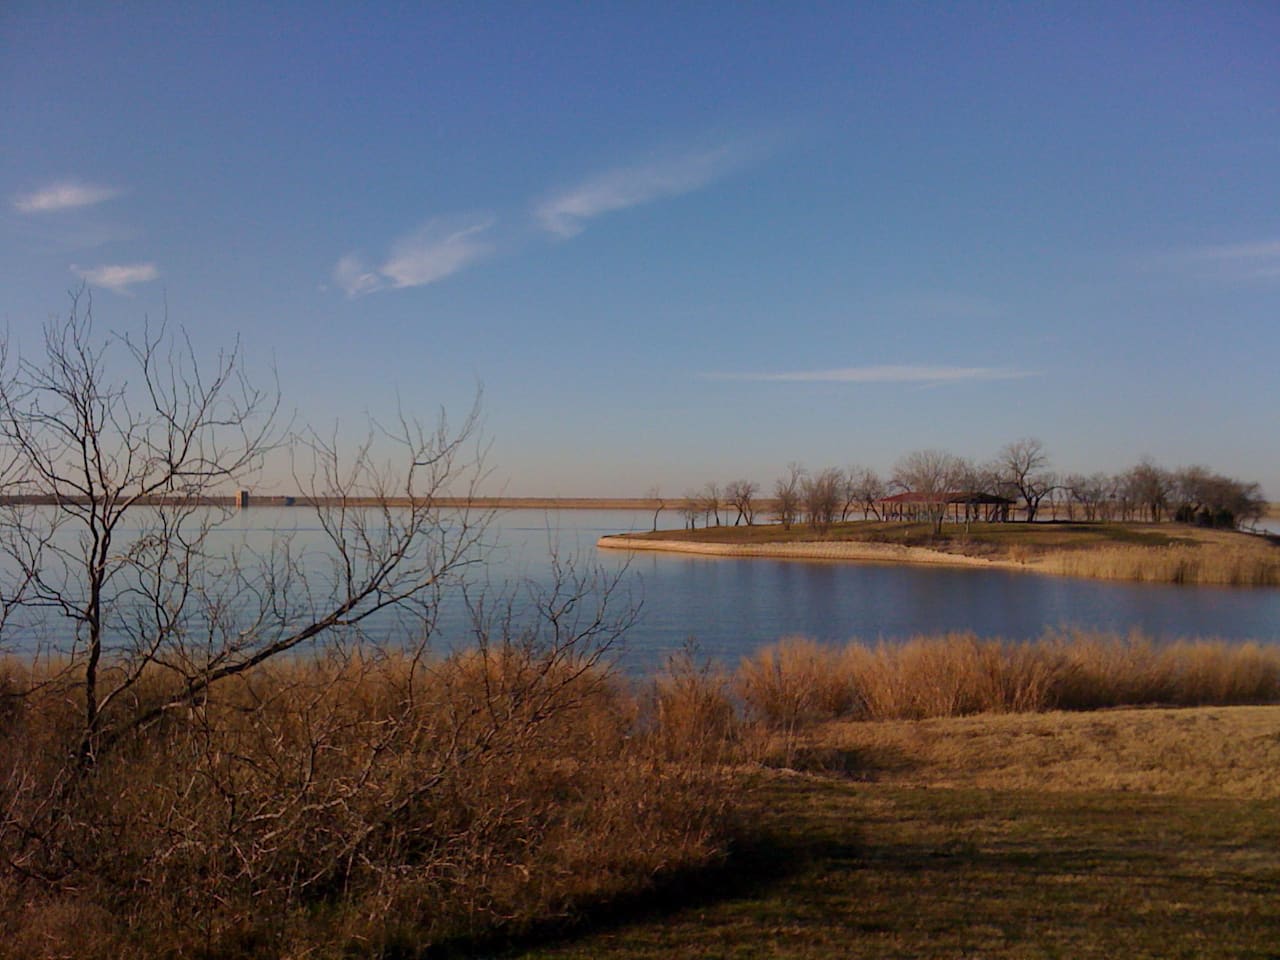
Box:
left=0, top=647, right=729, bottom=960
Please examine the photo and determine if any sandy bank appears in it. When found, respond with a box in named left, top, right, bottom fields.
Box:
left=597, top=534, right=1023, bottom=570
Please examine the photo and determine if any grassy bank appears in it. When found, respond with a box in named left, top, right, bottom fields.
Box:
left=611, top=520, right=1280, bottom=586
left=520, top=634, right=1280, bottom=958
left=4, top=632, right=1280, bottom=958
left=521, top=705, right=1280, bottom=959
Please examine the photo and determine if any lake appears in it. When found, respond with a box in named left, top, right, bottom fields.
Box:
left=487, top=510, right=1280, bottom=671
left=3, top=507, right=1278, bottom=673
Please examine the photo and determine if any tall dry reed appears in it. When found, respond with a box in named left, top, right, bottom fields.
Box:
left=1039, top=544, right=1280, bottom=585
left=649, top=645, right=739, bottom=762
left=734, top=631, right=1280, bottom=728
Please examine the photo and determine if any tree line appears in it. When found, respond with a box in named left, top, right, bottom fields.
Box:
left=664, top=438, right=1268, bottom=534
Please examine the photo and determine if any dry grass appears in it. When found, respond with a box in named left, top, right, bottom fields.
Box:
left=733, top=631, right=1280, bottom=730
left=648, top=646, right=740, bottom=763
left=1036, top=540, right=1280, bottom=584
left=0, top=649, right=730, bottom=960
left=5, top=631, right=1280, bottom=958
left=798, top=704, right=1280, bottom=798
left=736, top=637, right=860, bottom=728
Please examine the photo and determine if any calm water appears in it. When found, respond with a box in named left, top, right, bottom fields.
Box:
left=4, top=508, right=1278, bottom=673
left=489, top=510, right=1280, bottom=671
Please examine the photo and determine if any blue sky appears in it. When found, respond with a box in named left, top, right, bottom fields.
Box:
left=2, top=3, right=1277, bottom=497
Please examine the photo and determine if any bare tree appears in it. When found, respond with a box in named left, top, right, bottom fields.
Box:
left=839, top=468, right=857, bottom=522
left=700, top=481, right=722, bottom=527
left=1127, top=459, right=1171, bottom=522
left=1171, top=464, right=1212, bottom=521
left=0, top=332, right=32, bottom=638
left=1061, top=473, right=1084, bottom=520
left=646, top=484, right=665, bottom=532
left=680, top=490, right=702, bottom=529
left=949, top=457, right=984, bottom=530
left=1090, top=473, right=1118, bottom=521
left=801, top=467, right=842, bottom=532
left=892, top=449, right=963, bottom=535
left=0, top=294, right=488, bottom=774
left=1064, top=472, right=1122, bottom=523
left=847, top=466, right=885, bottom=520
left=1047, top=481, right=1071, bottom=520
left=725, top=478, right=758, bottom=526
left=1235, top=483, right=1268, bottom=529
left=773, top=463, right=804, bottom=530
left=998, top=438, right=1055, bottom=523
left=1115, top=469, right=1138, bottom=521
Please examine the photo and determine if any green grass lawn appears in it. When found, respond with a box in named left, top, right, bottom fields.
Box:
left=507, top=709, right=1280, bottom=960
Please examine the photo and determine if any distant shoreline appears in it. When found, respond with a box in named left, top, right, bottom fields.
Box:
left=3, top=495, right=1275, bottom=518
left=0, top=495, right=672, bottom=510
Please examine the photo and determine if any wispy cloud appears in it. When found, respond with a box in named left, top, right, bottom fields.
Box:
left=332, top=254, right=383, bottom=298
left=535, top=144, right=743, bottom=238
left=1194, top=239, right=1280, bottom=261
left=71, top=262, right=159, bottom=295
left=14, top=180, right=121, bottom=213
left=1175, top=239, right=1280, bottom=281
left=333, top=216, right=495, bottom=297
left=703, top=365, right=1038, bottom=385
left=381, top=219, right=494, bottom=288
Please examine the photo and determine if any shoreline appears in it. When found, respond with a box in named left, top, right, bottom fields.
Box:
left=596, top=526, right=1280, bottom=586
left=597, top=534, right=1027, bottom=571
left=0, top=495, right=675, bottom=511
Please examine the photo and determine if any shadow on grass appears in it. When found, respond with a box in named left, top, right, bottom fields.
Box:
left=412, top=780, right=1280, bottom=959
left=415, top=825, right=838, bottom=959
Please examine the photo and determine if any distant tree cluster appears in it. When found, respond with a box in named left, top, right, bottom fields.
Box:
left=659, top=438, right=1268, bottom=534
left=1059, top=461, right=1267, bottom=529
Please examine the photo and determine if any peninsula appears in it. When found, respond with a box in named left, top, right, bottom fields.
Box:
left=598, top=519, right=1280, bottom=587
